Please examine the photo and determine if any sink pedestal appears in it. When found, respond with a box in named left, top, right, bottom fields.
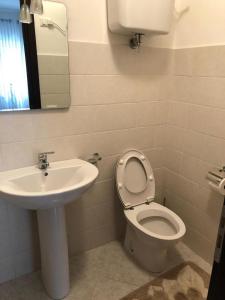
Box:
left=37, top=207, right=69, bottom=300
left=0, top=159, right=99, bottom=299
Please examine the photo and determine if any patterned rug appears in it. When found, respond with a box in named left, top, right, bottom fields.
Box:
left=121, top=262, right=210, bottom=300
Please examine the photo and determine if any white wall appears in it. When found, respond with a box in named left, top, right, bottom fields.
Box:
left=174, top=0, right=225, bottom=48
left=56, top=0, right=174, bottom=48
left=54, top=0, right=225, bottom=49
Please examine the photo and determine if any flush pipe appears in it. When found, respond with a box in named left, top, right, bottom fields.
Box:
left=129, top=33, right=144, bottom=49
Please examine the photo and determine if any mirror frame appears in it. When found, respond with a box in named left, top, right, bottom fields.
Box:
left=19, top=0, right=41, bottom=109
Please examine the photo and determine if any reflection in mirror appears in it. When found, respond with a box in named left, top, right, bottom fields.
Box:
left=0, top=0, right=30, bottom=111
left=34, top=1, right=70, bottom=109
left=0, top=0, right=70, bottom=112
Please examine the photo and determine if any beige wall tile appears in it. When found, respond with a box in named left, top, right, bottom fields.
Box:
left=153, top=125, right=166, bottom=148
left=31, top=110, right=72, bottom=139
left=1, top=142, right=34, bottom=170
left=0, top=113, right=33, bottom=144
left=184, top=225, right=215, bottom=264
left=180, top=154, right=201, bottom=183
left=0, top=40, right=168, bottom=282
left=192, top=77, right=225, bottom=108
left=66, top=180, right=124, bottom=255
left=166, top=192, right=219, bottom=246
left=0, top=258, right=14, bottom=284
left=170, top=76, right=193, bottom=102
left=164, top=46, right=225, bottom=264
left=91, top=127, right=155, bottom=157
left=164, top=148, right=183, bottom=173
left=181, top=130, right=205, bottom=158
left=167, top=101, right=189, bottom=128
left=144, top=148, right=164, bottom=169
left=196, top=187, right=223, bottom=221
left=70, top=75, right=160, bottom=106
left=192, top=46, right=225, bottom=77
left=69, top=42, right=171, bottom=76
left=92, top=103, right=137, bottom=132
left=173, top=49, right=193, bottom=76
left=97, top=155, right=119, bottom=182
left=164, top=126, right=185, bottom=151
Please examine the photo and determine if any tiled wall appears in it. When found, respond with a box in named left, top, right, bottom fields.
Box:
left=0, top=42, right=170, bottom=283
left=1, top=41, right=223, bottom=283
left=163, top=46, right=225, bottom=263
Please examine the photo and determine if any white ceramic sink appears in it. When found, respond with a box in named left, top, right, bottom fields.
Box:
left=0, top=159, right=98, bottom=210
left=0, top=158, right=98, bottom=300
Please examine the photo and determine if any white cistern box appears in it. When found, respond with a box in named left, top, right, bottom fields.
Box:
left=107, top=0, right=174, bottom=35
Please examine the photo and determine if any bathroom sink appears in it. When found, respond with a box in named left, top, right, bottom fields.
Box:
left=0, top=159, right=98, bottom=210
left=0, top=158, right=98, bottom=300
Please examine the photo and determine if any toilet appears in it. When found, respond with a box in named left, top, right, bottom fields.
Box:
left=116, top=149, right=186, bottom=273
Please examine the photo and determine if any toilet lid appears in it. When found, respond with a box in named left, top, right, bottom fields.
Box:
left=116, top=150, right=155, bottom=209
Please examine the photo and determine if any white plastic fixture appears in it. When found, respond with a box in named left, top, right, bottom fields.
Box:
left=0, top=159, right=98, bottom=300
left=107, top=0, right=174, bottom=36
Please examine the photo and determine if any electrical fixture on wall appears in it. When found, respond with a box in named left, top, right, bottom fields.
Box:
left=19, top=0, right=43, bottom=24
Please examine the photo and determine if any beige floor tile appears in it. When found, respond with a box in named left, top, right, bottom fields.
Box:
left=0, top=282, right=20, bottom=300
left=0, top=240, right=212, bottom=300
left=92, top=278, right=138, bottom=300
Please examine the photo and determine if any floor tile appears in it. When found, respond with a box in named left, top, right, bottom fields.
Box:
left=92, top=278, right=138, bottom=300
left=0, top=240, right=212, bottom=300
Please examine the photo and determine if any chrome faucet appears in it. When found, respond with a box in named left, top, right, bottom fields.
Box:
left=38, top=152, right=55, bottom=170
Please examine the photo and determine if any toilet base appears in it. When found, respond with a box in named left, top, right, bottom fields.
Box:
left=124, top=223, right=169, bottom=273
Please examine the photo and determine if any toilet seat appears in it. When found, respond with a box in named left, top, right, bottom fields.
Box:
left=116, top=150, right=155, bottom=209
left=125, top=203, right=186, bottom=241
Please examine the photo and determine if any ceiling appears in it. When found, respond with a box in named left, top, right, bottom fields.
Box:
left=0, top=0, right=19, bottom=10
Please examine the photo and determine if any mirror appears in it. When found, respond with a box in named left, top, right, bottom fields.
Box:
left=0, top=0, right=70, bottom=111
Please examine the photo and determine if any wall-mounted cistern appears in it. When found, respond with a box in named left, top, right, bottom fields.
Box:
left=107, top=0, right=174, bottom=49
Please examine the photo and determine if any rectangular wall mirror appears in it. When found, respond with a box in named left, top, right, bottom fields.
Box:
left=0, top=0, right=70, bottom=112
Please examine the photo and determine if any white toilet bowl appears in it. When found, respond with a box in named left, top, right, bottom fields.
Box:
left=116, top=149, right=186, bottom=273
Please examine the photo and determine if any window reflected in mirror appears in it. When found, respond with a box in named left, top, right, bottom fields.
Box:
left=0, top=0, right=70, bottom=112
left=0, top=0, right=30, bottom=111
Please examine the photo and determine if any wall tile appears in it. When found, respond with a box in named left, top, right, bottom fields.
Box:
left=69, top=42, right=171, bottom=75
left=165, top=46, right=225, bottom=263
left=164, top=148, right=183, bottom=173
left=97, top=155, right=119, bottom=182
left=0, top=113, right=33, bottom=144
left=92, top=103, right=137, bottom=132
left=173, top=49, right=193, bottom=76
left=166, top=191, right=219, bottom=245
left=164, top=126, right=185, bottom=151
left=144, top=148, right=164, bottom=169
left=170, top=76, right=192, bottom=102
left=184, top=225, right=215, bottom=265
left=1, top=142, right=34, bottom=170
left=192, top=77, right=225, bottom=108
left=167, top=102, right=189, bottom=128
left=70, top=75, right=160, bottom=106
left=192, top=46, right=225, bottom=77
left=0, top=257, right=14, bottom=284
left=1, top=41, right=224, bottom=282
left=0, top=40, right=168, bottom=282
